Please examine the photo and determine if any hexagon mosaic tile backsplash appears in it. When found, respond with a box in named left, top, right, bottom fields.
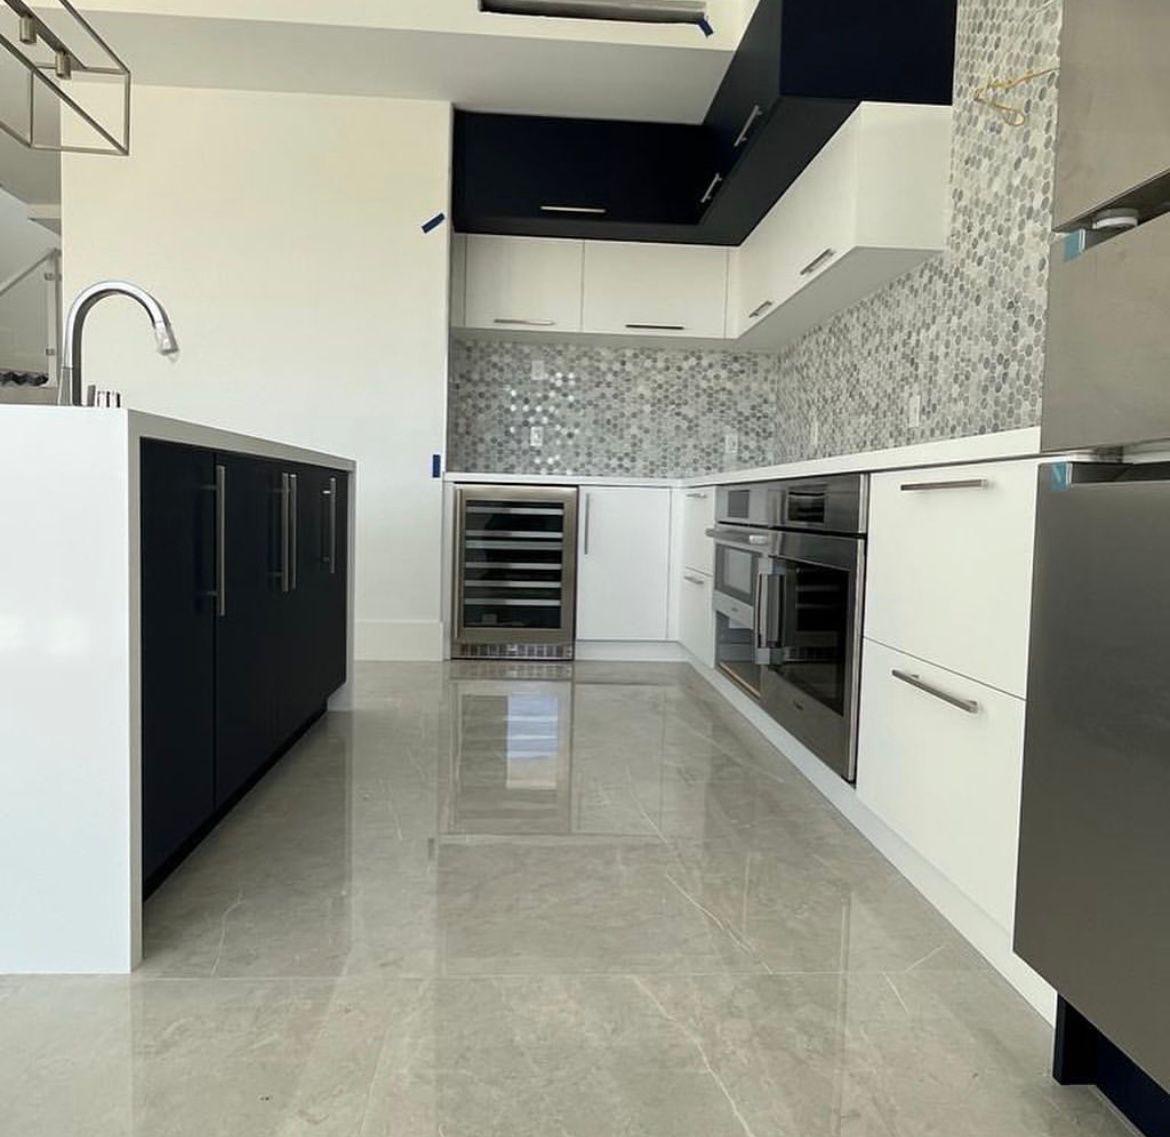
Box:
left=447, top=0, right=1062, bottom=480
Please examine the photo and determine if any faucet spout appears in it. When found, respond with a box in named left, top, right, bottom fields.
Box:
left=60, top=281, right=179, bottom=407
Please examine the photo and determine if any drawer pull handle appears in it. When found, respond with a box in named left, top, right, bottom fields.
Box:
left=800, top=247, right=838, bottom=276
left=748, top=299, right=773, bottom=320
left=625, top=323, right=686, bottom=331
left=899, top=478, right=990, bottom=493
left=700, top=172, right=724, bottom=205
left=539, top=204, right=607, bottom=215
left=685, top=491, right=708, bottom=499
left=683, top=573, right=706, bottom=585
left=493, top=318, right=556, bottom=327
left=734, top=104, right=764, bottom=148
left=892, top=669, right=980, bottom=715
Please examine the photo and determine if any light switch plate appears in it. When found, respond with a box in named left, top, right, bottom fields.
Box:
left=907, top=392, right=922, bottom=428
left=810, top=415, right=819, bottom=448
left=724, top=429, right=739, bottom=459
left=530, top=425, right=544, bottom=449
left=531, top=358, right=546, bottom=382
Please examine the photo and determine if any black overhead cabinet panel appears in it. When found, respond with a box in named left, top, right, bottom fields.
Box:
left=452, top=0, right=958, bottom=246
left=453, top=113, right=714, bottom=241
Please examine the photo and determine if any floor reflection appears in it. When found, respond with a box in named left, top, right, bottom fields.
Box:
left=0, top=662, right=1133, bottom=1137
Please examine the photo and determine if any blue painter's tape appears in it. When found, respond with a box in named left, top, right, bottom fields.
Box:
left=421, top=212, right=446, bottom=234
left=431, top=453, right=442, bottom=479
left=697, top=15, right=714, bottom=37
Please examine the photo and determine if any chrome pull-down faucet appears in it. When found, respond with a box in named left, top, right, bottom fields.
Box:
left=59, top=281, right=179, bottom=407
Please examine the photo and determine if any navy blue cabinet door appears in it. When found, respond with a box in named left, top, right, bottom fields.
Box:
left=214, top=452, right=282, bottom=805
left=140, top=440, right=217, bottom=883
left=276, top=464, right=349, bottom=738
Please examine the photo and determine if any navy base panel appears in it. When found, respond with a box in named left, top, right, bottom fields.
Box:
left=1054, top=998, right=1170, bottom=1137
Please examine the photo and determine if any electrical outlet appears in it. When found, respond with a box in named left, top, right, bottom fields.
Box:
left=724, top=429, right=739, bottom=459
left=907, top=392, right=922, bottom=429
left=531, top=358, right=546, bottom=382
left=810, top=415, right=819, bottom=448
left=529, top=425, right=544, bottom=449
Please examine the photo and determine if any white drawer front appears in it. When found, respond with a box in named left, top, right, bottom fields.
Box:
left=865, top=459, right=1040, bottom=696
left=678, top=570, right=714, bottom=667
left=856, top=640, right=1025, bottom=931
left=680, top=488, right=715, bottom=575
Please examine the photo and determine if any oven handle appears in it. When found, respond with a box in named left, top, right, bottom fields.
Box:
left=706, top=525, right=774, bottom=550
left=754, top=565, right=769, bottom=652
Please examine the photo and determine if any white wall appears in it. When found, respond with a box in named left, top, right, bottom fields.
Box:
left=61, top=85, right=453, bottom=660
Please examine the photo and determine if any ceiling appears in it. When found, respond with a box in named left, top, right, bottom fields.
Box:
left=2, top=1, right=754, bottom=208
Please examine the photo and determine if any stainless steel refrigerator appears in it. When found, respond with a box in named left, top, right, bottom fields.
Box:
left=1014, top=0, right=1170, bottom=1119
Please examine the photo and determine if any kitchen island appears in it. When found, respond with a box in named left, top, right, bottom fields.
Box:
left=0, top=409, right=355, bottom=973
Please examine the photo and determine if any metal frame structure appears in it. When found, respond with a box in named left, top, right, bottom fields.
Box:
left=0, top=0, right=130, bottom=156
left=0, top=246, right=62, bottom=389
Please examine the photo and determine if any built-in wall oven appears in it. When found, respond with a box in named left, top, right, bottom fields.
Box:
left=708, top=474, right=868, bottom=782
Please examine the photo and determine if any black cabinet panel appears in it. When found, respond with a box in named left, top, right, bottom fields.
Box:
left=453, top=113, right=715, bottom=242
left=303, top=466, right=348, bottom=700
left=214, top=452, right=282, bottom=806
left=453, top=0, right=957, bottom=247
left=140, top=440, right=216, bottom=883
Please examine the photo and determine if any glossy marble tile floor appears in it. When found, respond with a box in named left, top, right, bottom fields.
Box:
left=1, top=663, right=1133, bottom=1136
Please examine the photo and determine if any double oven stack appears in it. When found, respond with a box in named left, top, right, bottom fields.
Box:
left=708, top=474, right=868, bottom=782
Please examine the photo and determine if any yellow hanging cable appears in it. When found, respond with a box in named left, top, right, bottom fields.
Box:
left=973, top=66, right=1060, bottom=127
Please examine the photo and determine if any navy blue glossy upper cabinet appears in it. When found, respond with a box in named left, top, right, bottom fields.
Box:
left=697, top=0, right=958, bottom=242
left=453, top=113, right=715, bottom=243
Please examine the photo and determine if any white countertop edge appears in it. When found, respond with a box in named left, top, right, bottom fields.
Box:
left=444, top=428, right=1045, bottom=489
left=128, top=410, right=356, bottom=470
left=0, top=406, right=356, bottom=470
left=685, top=427, right=1044, bottom=486
left=445, top=471, right=676, bottom=488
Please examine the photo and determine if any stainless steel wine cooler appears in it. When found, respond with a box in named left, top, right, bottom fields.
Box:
left=452, top=485, right=579, bottom=660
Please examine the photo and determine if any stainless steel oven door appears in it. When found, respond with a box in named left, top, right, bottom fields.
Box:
left=709, top=526, right=775, bottom=699
left=755, top=530, right=865, bottom=782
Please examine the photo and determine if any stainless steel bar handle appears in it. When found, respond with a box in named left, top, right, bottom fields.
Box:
left=891, top=669, right=980, bottom=714
left=539, top=204, right=607, bottom=215
left=734, top=104, right=764, bottom=148
left=583, top=492, right=592, bottom=556
left=753, top=568, right=769, bottom=650
left=685, top=491, right=708, bottom=499
left=625, top=323, right=685, bottom=331
left=748, top=299, right=773, bottom=320
left=683, top=573, right=706, bottom=585
left=899, top=478, right=990, bottom=493
left=700, top=172, right=724, bottom=205
left=327, top=476, right=338, bottom=575
left=215, top=463, right=226, bottom=618
left=289, top=473, right=298, bottom=592
left=280, top=472, right=291, bottom=594
left=799, top=248, right=837, bottom=276
left=748, top=534, right=771, bottom=546
left=493, top=318, right=556, bottom=327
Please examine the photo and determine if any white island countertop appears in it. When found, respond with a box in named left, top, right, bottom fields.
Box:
left=446, top=427, right=1047, bottom=489
left=0, top=408, right=354, bottom=974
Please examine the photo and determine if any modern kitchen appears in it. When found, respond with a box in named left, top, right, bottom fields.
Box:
left=1, top=1, right=1167, bottom=1135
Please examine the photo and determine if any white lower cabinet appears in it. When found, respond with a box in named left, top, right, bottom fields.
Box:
left=677, top=570, right=714, bottom=666
left=679, top=487, right=715, bottom=575
left=576, top=486, right=671, bottom=641
left=856, top=639, right=1025, bottom=931
left=865, top=458, right=1040, bottom=697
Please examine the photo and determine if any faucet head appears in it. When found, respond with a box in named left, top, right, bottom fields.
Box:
left=154, top=318, right=179, bottom=357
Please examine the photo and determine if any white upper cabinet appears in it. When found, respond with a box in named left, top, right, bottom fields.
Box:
left=465, top=235, right=583, bottom=332
left=581, top=242, right=728, bottom=339
left=449, top=234, right=468, bottom=329
left=576, top=487, right=671, bottom=642
left=730, top=102, right=952, bottom=346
